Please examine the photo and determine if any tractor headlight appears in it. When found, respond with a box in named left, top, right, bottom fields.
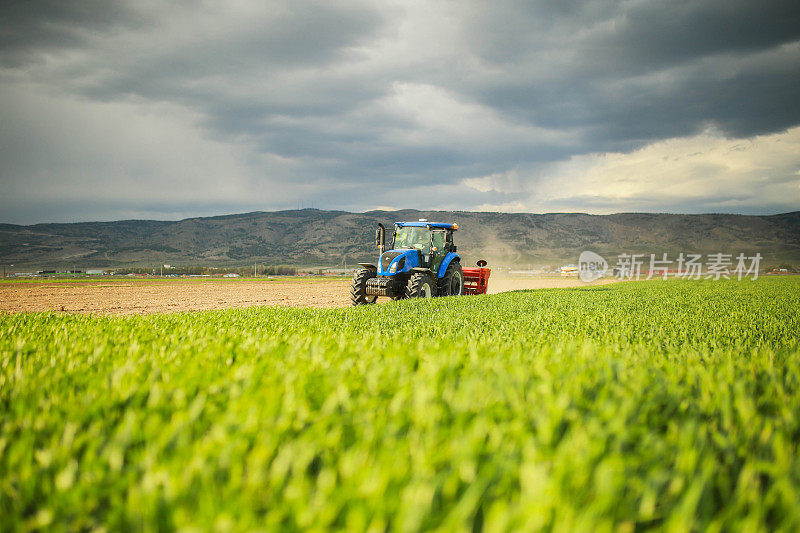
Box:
left=389, top=262, right=397, bottom=273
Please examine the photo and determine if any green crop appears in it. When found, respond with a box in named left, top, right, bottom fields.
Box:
left=1, top=278, right=799, bottom=531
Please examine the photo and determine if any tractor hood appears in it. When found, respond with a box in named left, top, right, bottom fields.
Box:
left=378, top=249, right=422, bottom=276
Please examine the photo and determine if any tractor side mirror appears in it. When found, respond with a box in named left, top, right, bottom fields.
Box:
left=452, top=245, right=457, bottom=252
left=375, top=229, right=381, bottom=246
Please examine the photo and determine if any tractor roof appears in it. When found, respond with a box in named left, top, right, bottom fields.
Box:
left=395, top=221, right=457, bottom=229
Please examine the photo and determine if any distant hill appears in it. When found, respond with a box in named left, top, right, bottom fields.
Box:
left=1, top=209, right=799, bottom=270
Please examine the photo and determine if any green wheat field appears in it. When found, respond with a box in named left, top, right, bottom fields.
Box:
left=2, top=278, right=799, bottom=531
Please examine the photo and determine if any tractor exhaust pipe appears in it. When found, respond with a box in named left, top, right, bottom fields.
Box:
left=376, top=223, right=386, bottom=255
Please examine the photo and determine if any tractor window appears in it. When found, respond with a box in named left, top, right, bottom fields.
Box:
left=431, top=230, right=445, bottom=252
left=393, top=226, right=431, bottom=252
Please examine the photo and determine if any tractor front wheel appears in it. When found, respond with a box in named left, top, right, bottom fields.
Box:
left=350, top=268, right=378, bottom=305
left=405, top=272, right=434, bottom=299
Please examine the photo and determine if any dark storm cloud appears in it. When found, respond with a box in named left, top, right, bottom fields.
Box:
left=0, top=0, right=798, bottom=223
left=0, top=0, right=144, bottom=67
left=463, top=0, right=800, bottom=144
left=463, top=0, right=800, bottom=74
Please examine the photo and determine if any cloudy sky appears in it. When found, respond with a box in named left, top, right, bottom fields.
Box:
left=1, top=0, right=799, bottom=224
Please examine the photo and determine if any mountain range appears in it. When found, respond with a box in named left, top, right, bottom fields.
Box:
left=2, top=209, right=799, bottom=270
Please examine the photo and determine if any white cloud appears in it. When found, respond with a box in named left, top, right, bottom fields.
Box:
left=0, top=84, right=310, bottom=223
left=376, top=82, right=571, bottom=152
left=468, top=127, right=800, bottom=214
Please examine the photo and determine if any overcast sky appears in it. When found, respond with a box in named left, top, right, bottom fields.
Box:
left=1, top=0, right=799, bottom=224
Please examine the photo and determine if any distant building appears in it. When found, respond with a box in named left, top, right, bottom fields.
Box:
left=560, top=265, right=579, bottom=277
left=86, top=269, right=105, bottom=275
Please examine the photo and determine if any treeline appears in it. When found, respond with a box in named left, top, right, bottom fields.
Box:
left=111, top=265, right=297, bottom=276
left=260, top=265, right=296, bottom=275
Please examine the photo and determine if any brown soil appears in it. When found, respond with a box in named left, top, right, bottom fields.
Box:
left=0, top=276, right=618, bottom=315
left=487, top=276, right=618, bottom=294
left=0, top=279, right=351, bottom=315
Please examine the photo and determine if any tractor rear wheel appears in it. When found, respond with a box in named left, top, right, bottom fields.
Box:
left=438, top=261, right=464, bottom=296
left=405, top=272, right=434, bottom=299
left=350, top=268, right=378, bottom=305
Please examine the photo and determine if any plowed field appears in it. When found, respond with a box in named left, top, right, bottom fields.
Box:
left=0, top=276, right=616, bottom=314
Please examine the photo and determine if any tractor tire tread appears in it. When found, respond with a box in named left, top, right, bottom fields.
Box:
left=438, top=261, right=464, bottom=296
left=350, top=268, right=377, bottom=305
left=405, top=272, right=433, bottom=299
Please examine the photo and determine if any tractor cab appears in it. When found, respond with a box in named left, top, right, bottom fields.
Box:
left=385, top=221, right=458, bottom=275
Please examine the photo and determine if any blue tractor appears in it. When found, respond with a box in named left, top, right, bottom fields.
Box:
left=350, top=220, right=464, bottom=304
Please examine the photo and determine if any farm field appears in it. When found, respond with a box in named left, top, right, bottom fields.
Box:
left=1, top=278, right=799, bottom=531
left=0, top=277, right=351, bottom=314
left=0, top=276, right=617, bottom=314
